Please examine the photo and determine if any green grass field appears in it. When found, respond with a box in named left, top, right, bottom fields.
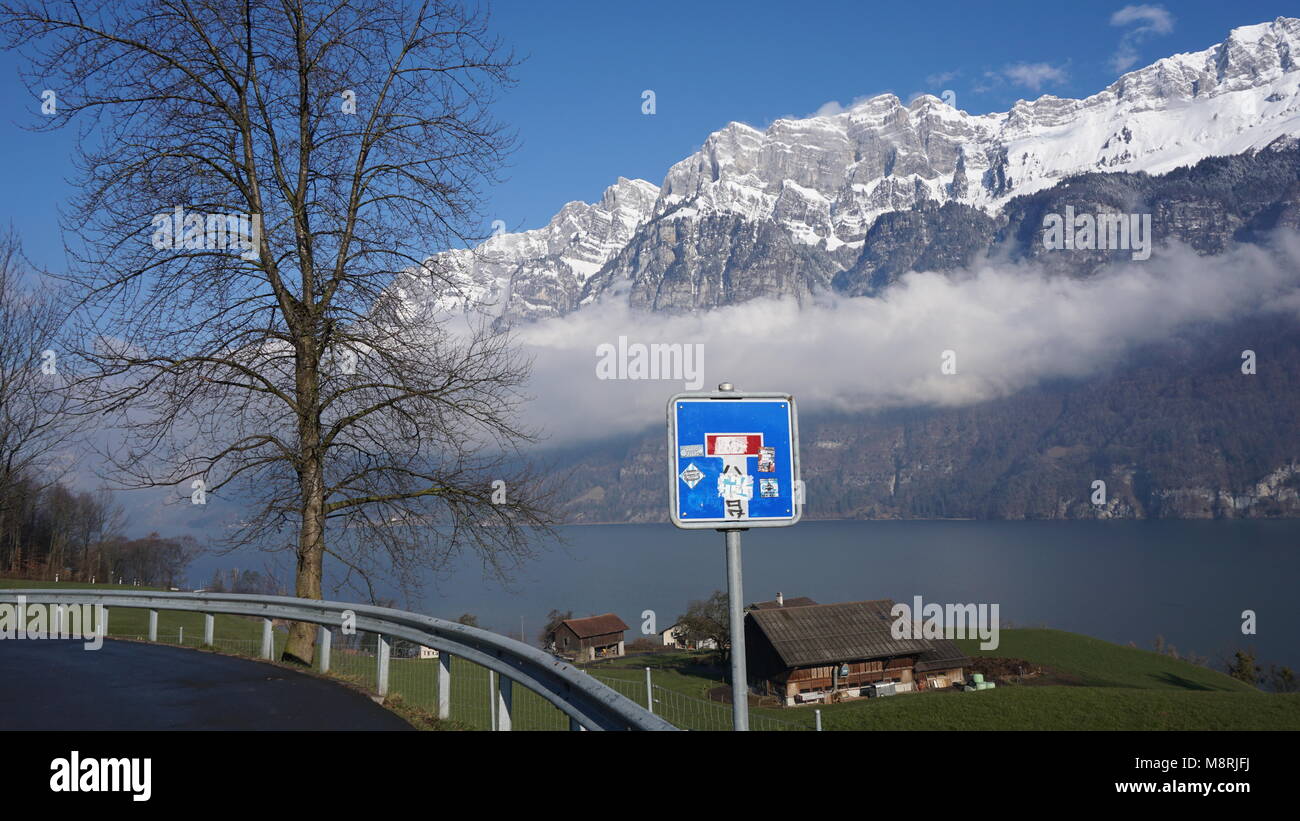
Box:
left=587, top=629, right=1300, bottom=730
left=5, top=580, right=1295, bottom=730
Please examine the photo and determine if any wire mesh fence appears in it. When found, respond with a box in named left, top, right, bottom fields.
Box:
left=589, top=670, right=815, bottom=731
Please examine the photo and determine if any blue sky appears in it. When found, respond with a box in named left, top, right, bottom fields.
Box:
left=1, top=0, right=1296, bottom=269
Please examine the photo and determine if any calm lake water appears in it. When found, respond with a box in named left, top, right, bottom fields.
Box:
left=191, top=519, right=1299, bottom=670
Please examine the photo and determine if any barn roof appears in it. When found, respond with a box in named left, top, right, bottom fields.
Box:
left=750, top=596, right=818, bottom=610
left=746, top=599, right=934, bottom=668
left=915, top=638, right=970, bottom=672
left=559, top=613, right=629, bottom=639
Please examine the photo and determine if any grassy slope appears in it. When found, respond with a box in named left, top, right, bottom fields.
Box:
left=956, top=629, right=1257, bottom=691
left=593, top=629, right=1300, bottom=730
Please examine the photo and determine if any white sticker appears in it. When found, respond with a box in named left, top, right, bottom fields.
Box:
left=712, top=436, right=751, bottom=455
left=760, top=478, right=779, bottom=498
left=717, top=467, right=753, bottom=501
left=679, top=444, right=704, bottom=458
left=679, top=463, right=704, bottom=489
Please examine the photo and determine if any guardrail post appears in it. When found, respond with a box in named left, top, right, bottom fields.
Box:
left=497, top=675, right=512, bottom=731
left=148, top=609, right=158, bottom=642
left=318, top=625, right=331, bottom=673
left=376, top=634, right=390, bottom=697
left=815, top=709, right=823, bottom=731
left=645, top=666, right=654, bottom=713
left=260, top=618, right=273, bottom=659
left=203, top=613, right=214, bottom=646
left=178, top=626, right=183, bottom=644
left=438, top=652, right=451, bottom=720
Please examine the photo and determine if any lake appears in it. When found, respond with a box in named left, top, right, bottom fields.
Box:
left=188, top=519, right=1299, bottom=670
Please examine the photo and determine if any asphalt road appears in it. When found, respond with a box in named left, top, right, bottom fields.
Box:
left=0, top=639, right=412, bottom=730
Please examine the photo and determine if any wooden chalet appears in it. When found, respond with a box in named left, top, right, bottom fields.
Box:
left=547, top=613, right=629, bottom=662
left=744, top=599, right=970, bottom=706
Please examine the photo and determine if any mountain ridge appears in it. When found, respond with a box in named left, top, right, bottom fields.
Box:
left=413, top=16, right=1300, bottom=320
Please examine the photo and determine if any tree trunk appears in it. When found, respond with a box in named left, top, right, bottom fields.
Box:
left=282, top=454, right=325, bottom=664
left=282, top=340, right=325, bottom=666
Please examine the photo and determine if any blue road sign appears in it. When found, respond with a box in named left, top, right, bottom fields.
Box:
left=667, top=390, right=802, bottom=529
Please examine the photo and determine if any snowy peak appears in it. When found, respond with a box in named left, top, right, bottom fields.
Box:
left=415, top=17, right=1300, bottom=320
left=646, top=16, right=1300, bottom=244
left=414, top=176, right=659, bottom=318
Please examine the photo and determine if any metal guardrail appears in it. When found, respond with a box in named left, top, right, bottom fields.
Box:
left=0, top=589, right=677, bottom=731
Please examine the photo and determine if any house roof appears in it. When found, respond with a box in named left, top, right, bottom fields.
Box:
left=746, top=599, right=934, bottom=668
left=914, top=638, right=971, bottom=672
left=750, top=596, right=818, bottom=610
left=559, top=613, right=629, bottom=639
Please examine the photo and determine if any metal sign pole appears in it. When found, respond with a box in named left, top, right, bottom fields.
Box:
left=724, top=527, right=749, bottom=731
left=669, top=380, right=801, bottom=732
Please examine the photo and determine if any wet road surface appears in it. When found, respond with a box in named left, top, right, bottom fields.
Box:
left=0, top=639, right=412, bottom=730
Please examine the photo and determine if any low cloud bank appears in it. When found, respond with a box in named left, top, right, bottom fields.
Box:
left=514, top=235, right=1300, bottom=445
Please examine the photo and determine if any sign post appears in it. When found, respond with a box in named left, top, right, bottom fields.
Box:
left=667, top=383, right=802, bottom=731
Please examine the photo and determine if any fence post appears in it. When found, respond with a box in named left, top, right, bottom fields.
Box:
left=318, top=625, right=331, bottom=673
left=489, top=670, right=497, bottom=731
left=376, top=634, right=390, bottom=698
left=260, top=618, right=273, bottom=659
left=645, top=666, right=655, bottom=713
left=438, top=651, right=451, bottom=720
left=178, top=626, right=183, bottom=644
left=98, top=606, right=109, bottom=638
left=815, top=709, right=822, bottom=731
left=203, top=613, right=214, bottom=646
left=147, top=609, right=158, bottom=642
left=497, top=675, right=513, bottom=731
left=51, top=605, right=62, bottom=637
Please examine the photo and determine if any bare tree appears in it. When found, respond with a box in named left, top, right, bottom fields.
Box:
left=0, top=232, right=78, bottom=521
left=677, top=591, right=730, bottom=659
left=538, top=608, right=573, bottom=647
left=3, top=0, right=558, bottom=664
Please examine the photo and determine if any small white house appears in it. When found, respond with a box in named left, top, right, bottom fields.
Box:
left=658, top=623, right=717, bottom=651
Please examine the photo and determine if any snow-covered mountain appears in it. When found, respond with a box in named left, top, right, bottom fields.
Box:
left=410, top=176, right=659, bottom=319
left=416, top=16, right=1300, bottom=320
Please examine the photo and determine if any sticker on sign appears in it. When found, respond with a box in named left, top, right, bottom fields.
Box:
left=667, top=388, right=802, bottom=529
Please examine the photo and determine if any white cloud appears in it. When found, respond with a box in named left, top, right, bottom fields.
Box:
left=926, top=70, right=958, bottom=88
left=811, top=100, right=848, bottom=118
left=1110, top=4, right=1174, bottom=34
left=1109, top=4, right=1175, bottom=73
left=513, top=234, right=1300, bottom=446
left=1001, top=62, right=1068, bottom=91
left=806, top=94, right=890, bottom=119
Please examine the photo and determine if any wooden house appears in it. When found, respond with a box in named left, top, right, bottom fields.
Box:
left=744, top=599, right=970, bottom=706
left=659, top=622, right=718, bottom=651
left=547, top=613, right=629, bottom=662
left=749, top=593, right=817, bottom=610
